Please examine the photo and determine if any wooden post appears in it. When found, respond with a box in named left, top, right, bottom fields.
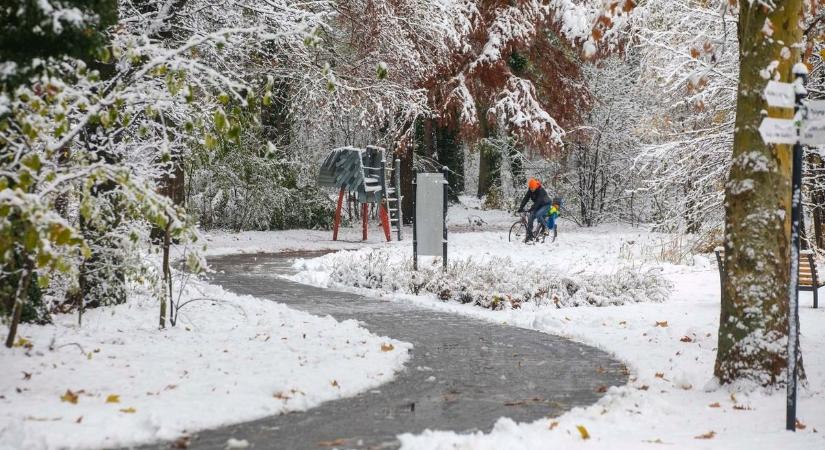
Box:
left=333, top=187, right=345, bottom=241
left=379, top=204, right=391, bottom=241
left=361, top=202, right=369, bottom=241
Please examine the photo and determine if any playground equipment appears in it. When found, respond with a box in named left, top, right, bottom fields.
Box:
left=318, top=146, right=403, bottom=241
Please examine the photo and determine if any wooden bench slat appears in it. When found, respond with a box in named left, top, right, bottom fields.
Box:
left=715, top=247, right=820, bottom=308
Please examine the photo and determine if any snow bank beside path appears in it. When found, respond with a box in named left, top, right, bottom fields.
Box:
left=199, top=227, right=385, bottom=257
left=393, top=270, right=824, bottom=449
left=287, top=223, right=824, bottom=449
left=0, top=279, right=410, bottom=450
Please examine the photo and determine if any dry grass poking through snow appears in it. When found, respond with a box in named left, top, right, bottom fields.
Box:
left=301, top=248, right=671, bottom=310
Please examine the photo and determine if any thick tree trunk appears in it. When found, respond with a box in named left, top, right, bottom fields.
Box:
left=715, top=0, right=803, bottom=385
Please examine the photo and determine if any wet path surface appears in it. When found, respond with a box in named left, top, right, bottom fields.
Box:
left=142, top=252, right=627, bottom=449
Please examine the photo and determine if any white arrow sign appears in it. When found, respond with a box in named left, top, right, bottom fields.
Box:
left=764, top=81, right=795, bottom=108
left=802, top=120, right=825, bottom=145
left=806, top=100, right=825, bottom=120
left=759, top=117, right=797, bottom=144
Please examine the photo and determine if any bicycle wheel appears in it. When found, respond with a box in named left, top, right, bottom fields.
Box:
left=535, top=223, right=547, bottom=243
left=509, top=221, right=527, bottom=242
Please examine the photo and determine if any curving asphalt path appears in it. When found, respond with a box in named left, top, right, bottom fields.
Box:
left=141, top=252, right=628, bottom=450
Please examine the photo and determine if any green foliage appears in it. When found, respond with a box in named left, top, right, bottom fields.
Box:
left=0, top=0, right=118, bottom=86
left=507, top=51, right=529, bottom=75
left=187, top=108, right=334, bottom=231
left=0, top=254, right=49, bottom=325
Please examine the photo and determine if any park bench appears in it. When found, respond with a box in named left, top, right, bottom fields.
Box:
left=714, top=247, right=820, bottom=309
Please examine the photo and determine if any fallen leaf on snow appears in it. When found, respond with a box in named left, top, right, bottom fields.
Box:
left=596, top=385, right=608, bottom=393
left=119, top=407, right=136, bottom=414
left=548, top=421, right=559, bottom=430
left=637, top=385, right=649, bottom=391
left=14, top=337, right=33, bottom=349
left=655, top=321, right=668, bottom=327
left=796, top=419, right=807, bottom=430
left=708, top=402, right=721, bottom=408
left=694, top=431, right=716, bottom=439
left=105, top=394, right=120, bottom=404
left=60, top=390, right=79, bottom=404
left=318, top=438, right=348, bottom=447
left=22, top=372, right=31, bottom=380
left=381, top=343, right=394, bottom=352
left=331, top=380, right=339, bottom=388
left=576, top=425, right=590, bottom=440
left=643, top=438, right=665, bottom=444
left=680, top=336, right=693, bottom=343
left=172, top=436, right=191, bottom=449
left=75, top=416, right=83, bottom=424
left=654, top=372, right=665, bottom=379
left=733, top=404, right=751, bottom=411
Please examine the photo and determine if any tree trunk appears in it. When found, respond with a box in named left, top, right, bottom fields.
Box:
left=809, top=153, right=825, bottom=249
left=5, top=254, right=33, bottom=348
left=399, top=141, right=415, bottom=225
left=715, top=0, right=803, bottom=385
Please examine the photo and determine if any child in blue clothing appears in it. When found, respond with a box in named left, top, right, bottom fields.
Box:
left=545, top=198, right=561, bottom=230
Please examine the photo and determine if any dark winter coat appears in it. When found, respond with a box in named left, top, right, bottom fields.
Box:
left=519, top=186, right=552, bottom=212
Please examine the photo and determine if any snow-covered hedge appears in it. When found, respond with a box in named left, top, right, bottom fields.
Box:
left=295, top=248, right=671, bottom=309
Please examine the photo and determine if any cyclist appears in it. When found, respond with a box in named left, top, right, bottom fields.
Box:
left=516, top=178, right=552, bottom=242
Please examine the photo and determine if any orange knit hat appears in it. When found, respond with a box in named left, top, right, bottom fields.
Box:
left=528, top=178, right=540, bottom=191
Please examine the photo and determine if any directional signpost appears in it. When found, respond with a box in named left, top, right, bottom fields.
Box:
left=764, top=80, right=796, bottom=108
left=758, top=65, right=810, bottom=433
left=758, top=117, right=797, bottom=145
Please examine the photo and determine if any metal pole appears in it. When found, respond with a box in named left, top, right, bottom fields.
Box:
left=787, top=64, right=807, bottom=431
left=412, top=175, right=418, bottom=271
left=442, top=166, right=448, bottom=271
left=395, top=158, right=403, bottom=241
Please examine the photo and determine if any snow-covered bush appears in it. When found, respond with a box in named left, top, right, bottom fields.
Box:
left=297, top=248, right=671, bottom=309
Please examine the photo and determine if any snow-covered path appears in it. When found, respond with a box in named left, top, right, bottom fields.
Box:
left=138, top=252, right=627, bottom=449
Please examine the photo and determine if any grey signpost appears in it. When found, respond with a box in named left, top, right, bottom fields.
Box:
left=759, top=65, right=809, bottom=432
left=412, top=170, right=448, bottom=271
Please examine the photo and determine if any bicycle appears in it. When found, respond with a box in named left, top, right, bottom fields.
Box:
left=508, top=211, right=557, bottom=243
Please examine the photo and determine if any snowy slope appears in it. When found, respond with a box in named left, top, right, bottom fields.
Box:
left=0, top=277, right=410, bottom=450
left=289, top=211, right=825, bottom=450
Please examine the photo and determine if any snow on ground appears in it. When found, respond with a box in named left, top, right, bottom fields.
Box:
left=289, top=203, right=825, bottom=450
left=0, top=275, right=410, bottom=450
left=199, top=227, right=384, bottom=257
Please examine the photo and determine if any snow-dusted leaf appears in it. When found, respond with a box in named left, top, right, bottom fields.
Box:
left=105, top=394, right=120, bottom=404
left=60, top=390, right=79, bottom=404
left=318, top=438, right=348, bottom=447
left=380, top=343, right=395, bottom=352
left=576, top=425, right=591, bottom=440
left=694, top=431, right=715, bottom=439
left=119, top=407, right=136, bottom=414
